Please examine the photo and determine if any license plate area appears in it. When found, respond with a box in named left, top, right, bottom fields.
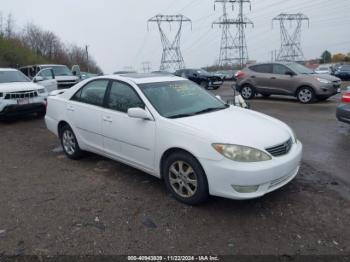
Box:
left=17, top=98, right=30, bottom=105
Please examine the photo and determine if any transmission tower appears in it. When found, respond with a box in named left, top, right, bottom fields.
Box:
left=148, top=15, right=191, bottom=72
left=213, top=0, right=253, bottom=68
left=142, top=61, right=151, bottom=73
left=273, top=13, right=309, bottom=62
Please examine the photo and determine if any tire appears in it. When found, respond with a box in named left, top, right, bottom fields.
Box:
left=59, top=125, right=83, bottom=160
left=200, top=81, right=209, bottom=90
left=297, top=87, right=315, bottom=104
left=163, top=152, right=209, bottom=205
left=212, top=86, right=220, bottom=90
left=240, top=84, right=255, bottom=100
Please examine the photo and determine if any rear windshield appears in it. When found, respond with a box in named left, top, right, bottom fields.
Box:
left=0, top=71, right=30, bottom=83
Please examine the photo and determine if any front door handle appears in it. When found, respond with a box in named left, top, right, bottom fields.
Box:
left=270, top=77, right=276, bottom=80
left=103, top=116, right=113, bottom=123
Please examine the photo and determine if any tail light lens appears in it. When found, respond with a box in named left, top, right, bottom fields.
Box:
left=235, top=70, right=245, bottom=79
left=341, top=93, right=350, bottom=103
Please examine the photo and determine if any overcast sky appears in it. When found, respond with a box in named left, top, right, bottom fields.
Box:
left=1, top=0, right=350, bottom=73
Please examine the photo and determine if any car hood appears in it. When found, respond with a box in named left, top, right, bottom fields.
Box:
left=172, top=107, right=292, bottom=150
left=0, top=82, right=42, bottom=93
left=314, top=74, right=340, bottom=81
left=55, top=76, right=79, bottom=81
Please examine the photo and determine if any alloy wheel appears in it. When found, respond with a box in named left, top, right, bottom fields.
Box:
left=168, top=161, right=198, bottom=198
left=241, top=86, right=253, bottom=99
left=298, top=89, right=313, bottom=103
left=62, top=129, right=76, bottom=155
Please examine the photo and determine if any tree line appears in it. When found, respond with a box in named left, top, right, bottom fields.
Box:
left=320, top=50, right=350, bottom=64
left=0, top=13, right=102, bottom=73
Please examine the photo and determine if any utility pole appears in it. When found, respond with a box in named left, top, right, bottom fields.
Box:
left=85, top=45, right=89, bottom=73
left=148, top=14, right=191, bottom=72
left=142, top=61, right=151, bottom=73
left=213, top=0, right=253, bottom=69
left=273, top=13, right=309, bottom=62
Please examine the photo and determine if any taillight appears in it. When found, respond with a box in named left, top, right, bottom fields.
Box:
left=341, top=92, right=350, bottom=103
left=235, top=70, right=245, bottom=79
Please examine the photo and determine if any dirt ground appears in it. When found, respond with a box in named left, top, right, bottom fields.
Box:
left=0, top=82, right=349, bottom=257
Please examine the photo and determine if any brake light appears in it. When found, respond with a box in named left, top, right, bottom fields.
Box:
left=235, top=70, right=245, bottom=79
left=341, top=92, right=350, bottom=103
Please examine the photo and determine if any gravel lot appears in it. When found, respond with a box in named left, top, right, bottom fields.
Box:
left=0, top=82, right=349, bottom=256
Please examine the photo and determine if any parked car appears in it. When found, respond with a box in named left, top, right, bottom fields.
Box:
left=174, top=69, right=223, bottom=90
left=235, top=62, right=341, bottom=103
left=0, top=68, right=48, bottom=118
left=336, top=90, right=350, bottom=124
left=45, top=74, right=302, bottom=205
left=333, top=65, right=350, bottom=81
left=20, top=64, right=79, bottom=89
left=315, top=65, right=332, bottom=75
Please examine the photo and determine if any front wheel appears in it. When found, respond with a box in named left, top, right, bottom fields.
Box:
left=240, top=85, right=255, bottom=100
left=60, top=125, right=83, bottom=160
left=297, top=87, right=315, bottom=104
left=163, top=152, right=209, bottom=205
left=200, top=81, right=209, bottom=90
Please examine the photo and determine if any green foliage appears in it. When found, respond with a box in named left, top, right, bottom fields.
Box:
left=320, top=50, right=332, bottom=64
left=0, top=37, right=47, bottom=67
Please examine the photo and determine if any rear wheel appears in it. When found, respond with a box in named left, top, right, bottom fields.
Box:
left=60, top=125, right=83, bottom=160
left=297, top=87, right=315, bottom=104
left=36, top=110, right=46, bottom=118
left=163, top=152, right=209, bottom=205
left=240, top=85, right=255, bottom=100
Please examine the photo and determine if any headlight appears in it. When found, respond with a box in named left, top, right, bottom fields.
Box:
left=316, top=77, right=331, bottom=84
left=212, top=144, right=272, bottom=162
left=38, top=89, right=46, bottom=94
left=290, top=129, right=297, bottom=144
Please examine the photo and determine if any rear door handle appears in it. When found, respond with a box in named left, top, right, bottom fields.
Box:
left=67, top=105, right=75, bottom=112
left=103, top=116, right=113, bottom=123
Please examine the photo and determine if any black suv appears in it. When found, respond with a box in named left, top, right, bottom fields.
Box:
left=174, top=69, right=223, bottom=90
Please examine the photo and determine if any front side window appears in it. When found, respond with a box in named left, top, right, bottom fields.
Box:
left=139, top=80, right=227, bottom=118
left=0, top=70, right=30, bottom=83
left=273, top=64, right=290, bottom=75
left=72, top=80, right=109, bottom=106
left=106, top=81, right=144, bottom=113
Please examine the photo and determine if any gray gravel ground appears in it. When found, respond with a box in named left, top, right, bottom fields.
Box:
left=0, top=82, right=349, bottom=256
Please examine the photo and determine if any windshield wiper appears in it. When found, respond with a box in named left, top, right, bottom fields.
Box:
left=168, top=113, right=195, bottom=119
left=193, top=106, right=228, bottom=115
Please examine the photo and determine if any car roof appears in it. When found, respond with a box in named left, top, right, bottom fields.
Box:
left=0, top=68, right=18, bottom=72
left=20, top=64, right=66, bottom=68
left=92, top=73, right=184, bottom=84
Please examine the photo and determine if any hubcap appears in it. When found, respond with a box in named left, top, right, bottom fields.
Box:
left=241, top=86, right=252, bottom=98
left=168, top=161, right=198, bottom=198
left=298, top=89, right=312, bottom=103
left=62, top=129, right=76, bottom=155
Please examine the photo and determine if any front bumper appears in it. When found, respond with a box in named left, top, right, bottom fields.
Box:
left=200, top=141, right=303, bottom=200
left=0, top=103, right=46, bottom=117
left=316, top=83, right=341, bottom=96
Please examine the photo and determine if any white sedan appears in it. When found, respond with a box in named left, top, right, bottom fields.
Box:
left=45, top=74, right=302, bottom=205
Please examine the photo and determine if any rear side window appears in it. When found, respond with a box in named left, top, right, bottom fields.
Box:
left=250, top=64, right=272, bottom=74
left=72, top=80, right=109, bottom=106
left=273, top=64, right=290, bottom=75
left=106, top=81, right=144, bottom=113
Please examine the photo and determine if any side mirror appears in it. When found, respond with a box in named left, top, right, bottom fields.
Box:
left=128, top=108, right=153, bottom=120
left=33, top=76, right=44, bottom=83
left=285, top=71, right=295, bottom=77
left=193, top=74, right=198, bottom=77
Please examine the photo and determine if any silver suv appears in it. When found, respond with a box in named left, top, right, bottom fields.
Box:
left=235, top=62, right=341, bottom=103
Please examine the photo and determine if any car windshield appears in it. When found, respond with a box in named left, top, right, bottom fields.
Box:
left=42, top=65, right=73, bottom=76
left=139, top=80, right=228, bottom=119
left=0, top=71, right=30, bottom=83
left=196, top=69, right=210, bottom=75
left=287, top=63, right=314, bottom=75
